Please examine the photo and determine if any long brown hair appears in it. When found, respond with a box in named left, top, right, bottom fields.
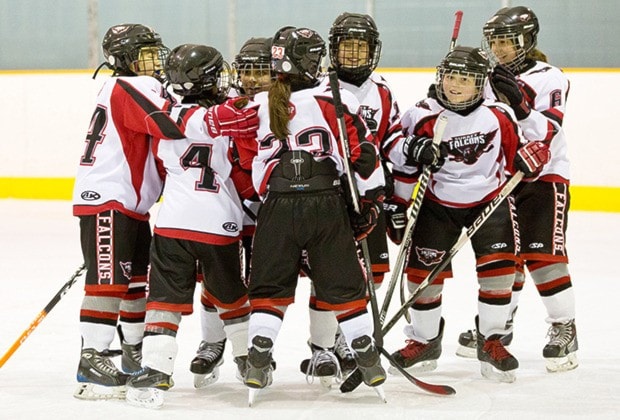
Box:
left=527, top=48, right=548, bottom=63
left=268, top=75, right=292, bottom=139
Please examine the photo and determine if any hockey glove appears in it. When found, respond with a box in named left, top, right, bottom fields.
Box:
left=350, top=187, right=385, bottom=241
left=514, top=141, right=551, bottom=178
left=204, top=97, right=259, bottom=140
left=383, top=198, right=408, bottom=245
left=427, top=83, right=438, bottom=100
left=403, top=135, right=447, bottom=171
left=490, top=64, right=531, bottom=120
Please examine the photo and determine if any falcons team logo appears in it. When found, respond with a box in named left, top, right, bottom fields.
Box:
left=415, top=246, right=445, bottom=266
left=415, top=99, right=431, bottom=111
left=447, top=129, right=497, bottom=165
left=119, top=261, right=132, bottom=280
left=359, top=105, right=379, bottom=132
left=296, top=29, right=314, bottom=38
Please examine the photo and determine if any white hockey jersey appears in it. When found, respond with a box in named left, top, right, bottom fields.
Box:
left=485, top=60, right=570, bottom=181
left=251, top=80, right=384, bottom=197
left=73, top=75, right=186, bottom=220
left=152, top=105, right=244, bottom=245
left=392, top=98, right=523, bottom=208
left=339, top=73, right=403, bottom=153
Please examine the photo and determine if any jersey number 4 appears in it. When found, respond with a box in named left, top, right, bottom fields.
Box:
left=80, top=106, right=108, bottom=166
left=181, top=143, right=219, bottom=192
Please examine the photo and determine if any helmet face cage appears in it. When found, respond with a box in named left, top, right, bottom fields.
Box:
left=132, top=46, right=170, bottom=80
left=165, top=44, right=231, bottom=101
left=436, top=47, right=489, bottom=111
left=482, top=6, right=539, bottom=72
left=233, top=37, right=273, bottom=98
left=271, top=27, right=326, bottom=85
left=329, top=13, right=381, bottom=82
left=102, top=24, right=169, bottom=79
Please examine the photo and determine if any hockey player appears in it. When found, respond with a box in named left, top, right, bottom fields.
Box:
left=244, top=26, right=387, bottom=405
left=72, top=24, right=259, bottom=401
left=124, top=44, right=254, bottom=409
left=231, top=36, right=273, bottom=280
left=386, top=46, right=550, bottom=383
left=300, top=12, right=404, bottom=385
left=456, top=6, right=578, bottom=373
left=187, top=36, right=273, bottom=389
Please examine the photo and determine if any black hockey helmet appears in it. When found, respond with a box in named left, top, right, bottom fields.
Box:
left=165, top=44, right=231, bottom=104
left=329, top=12, right=381, bottom=85
left=233, top=37, right=274, bottom=97
left=235, top=37, right=272, bottom=67
left=100, top=23, right=169, bottom=79
left=271, top=26, right=326, bottom=86
left=436, top=46, right=490, bottom=112
left=483, top=6, right=539, bottom=71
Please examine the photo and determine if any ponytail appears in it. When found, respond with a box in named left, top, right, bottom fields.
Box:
left=268, top=76, right=292, bottom=139
left=527, top=48, right=548, bottom=63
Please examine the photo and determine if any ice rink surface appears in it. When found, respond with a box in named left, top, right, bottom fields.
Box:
left=0, top=199, right=618, bottom=419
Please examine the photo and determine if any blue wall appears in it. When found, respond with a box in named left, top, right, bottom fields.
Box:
left=1, top=0, right=618, bottom=70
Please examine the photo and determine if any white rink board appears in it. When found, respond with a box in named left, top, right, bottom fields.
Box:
left=0, top=70, right=618, bottom=187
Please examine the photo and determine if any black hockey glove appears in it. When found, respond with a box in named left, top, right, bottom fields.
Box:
left=350, top=187, right=385, bottom=241
left=403, top=135, right=447, bottom=171
left=382, top=161, right=395, bottom=199
left=427, top=83, right=438, bottom=99
left=514, top=141, right=551, bottom=178
left=490, top=64, right=531, bottom=120
left=383, top=198, right=408, bottom=245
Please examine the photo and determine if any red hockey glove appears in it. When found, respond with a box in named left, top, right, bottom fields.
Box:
left=383, top=198, right=408, bottom=245
left=515, top=141, right=551, bottom=177
left=350, top=187, right=385, bottom=241
left=490, top=64, right=531, bottom=120
left=205, top=97, right=259, bottom=140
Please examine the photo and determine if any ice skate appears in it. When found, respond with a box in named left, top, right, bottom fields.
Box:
left=74, top=348, right=128, bottom=400
left=543, top=320, right=578, bottom=373
left=351, top=335, right=387, bottom=402
left=125, top=366, right=173, bottom=409
left=456, top=308, right=516, bottom=358
left=456, top=329, right=513, bottom=358
left=300, top=342, right=340, bottom=388
left=120, top=342, right=142, bottom=374
left=389, top=318, right=443, bottom=374
left=477, top=331, right=519, bottom=383
left=190, top=339, right=225, bottom=388
left=245, top=335, right=274, bottom=407
left=334, top=331, right=357, bottom=377
left=234, top=355, right=248, bottom=382
left=117, top=325, right=142, bottom=373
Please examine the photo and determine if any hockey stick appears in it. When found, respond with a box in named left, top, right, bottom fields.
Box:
left=450, top=11, right=464, bottom=52
left=381, top=171, right=525, bottom=337
left=329, top=72, right=455, bottom=397
left=0, top=263, right=86, bottom=368
left=342, top=171, right=522, bottom=393
left=395, top=9, right=464, bottom=320
left=328, top=71, right=382, bottom=347
left=380, top=115, right=448, bottom=325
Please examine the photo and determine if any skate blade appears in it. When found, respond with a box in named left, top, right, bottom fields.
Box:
left=126, top=387, right=165, bottom=409
left=73, top=383, right=126, bottom=400
left=388, top=359, right=437, bottom=375
left=194, top=367, right=221, bottom=388
left=248, top=388, right=261, bottom=407
left=480, top=362, right=516, bottom=383
left=455, top=345, right=477, bottom=359
left=545, top=353, right=578, bottom=373
left=373, top=385, right=387, bottom=403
